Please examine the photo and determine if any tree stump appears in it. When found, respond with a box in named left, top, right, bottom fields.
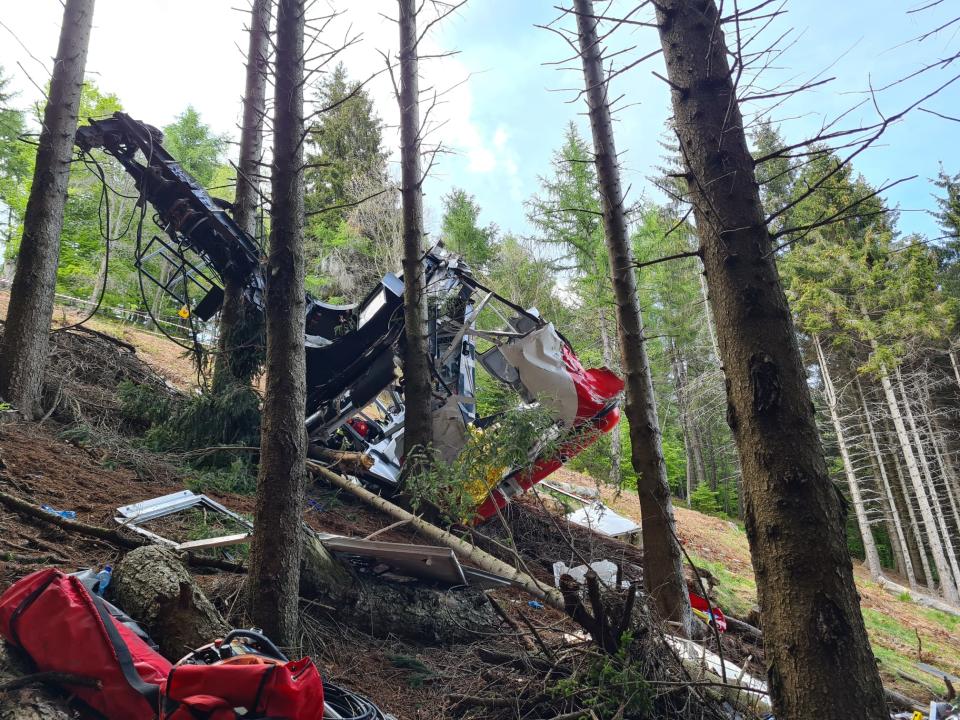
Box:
left=113, top=545, right=229, bottom=661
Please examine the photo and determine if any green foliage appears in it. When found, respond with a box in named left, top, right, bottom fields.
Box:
left=405, top=405, right=566, bottom=523
left=118, top=380, right=173, bottom=431
left=185, top=458, right=257, bottom=496
left=689, top=483, right=721, bottom=515
left=484, top=234, right=569, bottom=324
left=550, top=634, right=652, bottom=719
left=162, top=107, right=226, bottom=188
left=211, top=294, right=265, bottom=390
left=145, top=384, right=261, bottom=461
left=305, top=63, right=387, bottom=231
left=441, top=188, right=497, bottom=269
left=386, top=654, right=437, bottom=688
left=120, top=380, right=261, bottom=467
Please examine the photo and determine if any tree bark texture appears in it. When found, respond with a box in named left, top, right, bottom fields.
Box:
left=889, top=440, right=935, bottom=591
left=813, top=336, right=883, bottom=579
left=213, top=0, right=271, bottom=390
left=653, top=2, right=889, bottom=716
left=0, top=0, right=94, bottom=418
left=574, top=0, right=693, bottom=635
left=878, top=362, right=959, bottom=603
left=247, top=0, right=307, bottom=648
left=114, top=545, right=230, bottom=661
left=398, top=0, right=433, bottom=461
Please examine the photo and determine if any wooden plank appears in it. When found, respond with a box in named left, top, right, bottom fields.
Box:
left=176, top=533, right=252, bottom=551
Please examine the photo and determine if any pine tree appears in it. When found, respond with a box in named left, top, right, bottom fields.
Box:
left=247, top=0, right=307, bottom=646
left=212, top=0, right=271, bottom=391
left=654, top=1, right=889, bottom=715
left=440, top=188, right=496, bottom=269
left=527, top=123, right=623, bottom=490
left=397, top=0, right=432, bottom=466
left=574, top=0, right=693, bottom=633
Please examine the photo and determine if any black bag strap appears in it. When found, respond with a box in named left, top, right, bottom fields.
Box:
left=88, top=587, right=162, bottom=707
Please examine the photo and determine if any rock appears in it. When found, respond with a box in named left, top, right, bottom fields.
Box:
left=0, top=643, right=73, bottom=720
left=113, top=545, right=229, bottom=661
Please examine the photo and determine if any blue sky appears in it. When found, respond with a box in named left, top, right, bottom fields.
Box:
left=1, top=0, right=957, bottom=242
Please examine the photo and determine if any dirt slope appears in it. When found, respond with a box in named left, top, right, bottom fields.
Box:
left=0, top=289, right=199, bottom=390
left=549, top=467, right=960, bottom=702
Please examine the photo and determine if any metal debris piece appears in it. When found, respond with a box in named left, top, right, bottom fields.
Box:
left=565, top=500, right=640, bottom=538
left=322, top=537, right=468, bottom=585
left=115, top=490, right=252, bottom=547
left=176, top=533, right=252, bottom=552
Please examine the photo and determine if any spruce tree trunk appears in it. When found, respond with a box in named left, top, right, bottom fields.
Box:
left=213, top=0, right=271, bottom=391
left=813, top=336, right=882, bottom=579
left=247, top=0, right=307, bottom=647
left=671, top=339, right=707, bottom=493
left=671, top=343, right=701, bottom=501
left=597, top=305, right=622, bottom=489
left=652, top=1, right=889, bottom=716
left=898, top=369, right=960, bottom=597
left=397, top=0, right=432, bottom=463
left=0, top=0, right=94, bottom=418
left=574, top=0, right=692, bottom=634
left=890, top=441, right=935, bottom=591
left=877, top=362, right=959, bottom=603
left=857, top=376, right=916, bottom=588
left=923, top=389, right=960, bottom=544
left=950, top=350, right=960, bottom=390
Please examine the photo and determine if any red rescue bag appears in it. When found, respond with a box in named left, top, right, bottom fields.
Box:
left=0, top=568, right=170, bottom=718
left=161, top=656, right=325, bottom=720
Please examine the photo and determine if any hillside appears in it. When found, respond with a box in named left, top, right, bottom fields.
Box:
left=0, top=303, right=956, bottom=715
left=554, top=468, right=960, bottom=702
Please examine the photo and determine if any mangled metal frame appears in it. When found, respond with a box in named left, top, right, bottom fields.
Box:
left=114, top=490, right=253, bottom=548
left=78, top=112, right=624, bottom=523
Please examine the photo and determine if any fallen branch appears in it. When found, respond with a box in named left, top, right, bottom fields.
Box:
left=724, top=614, right=763, bottom=643
left=877, top=576, right=960, bottom=617
left=0, top=489, right=244, bottom=573
left=309, top=447, right=374, bottom=472
left=0, top=671, right=101, bottom=693
left=307, top=462, right=565, bottom=609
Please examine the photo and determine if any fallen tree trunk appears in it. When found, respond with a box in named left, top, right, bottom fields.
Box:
left=0, top=489, right=243, bottom=572
left=724, top=614, right=763, bottom=644
left=308, top=462, right=565, bottom=610
left=877, top=575, right=960, bottom=618
left=113, top=545, right=230, bottom=661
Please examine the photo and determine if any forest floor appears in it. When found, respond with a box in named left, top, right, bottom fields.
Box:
left=583, top=471, right=960, bottom=701
left=0, top=298, right=957, bottom=716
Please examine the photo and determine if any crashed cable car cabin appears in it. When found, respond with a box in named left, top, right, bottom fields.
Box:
left=76, top=112, right=623, bottom=521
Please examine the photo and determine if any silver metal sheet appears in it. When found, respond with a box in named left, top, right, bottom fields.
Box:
left=566, top=501, right=640, bottom=537
left=322, top=537, right=467, bottom=585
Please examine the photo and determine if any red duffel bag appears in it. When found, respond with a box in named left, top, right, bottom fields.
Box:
left=0, top=568, right=170, bottom=718
left=161, top=656, right=325, bottom=720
